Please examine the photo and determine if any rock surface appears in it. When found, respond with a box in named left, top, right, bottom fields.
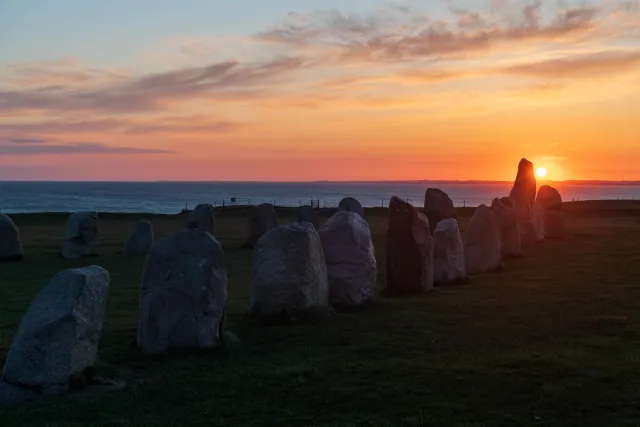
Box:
left=246, top=203, right=278, bottom=248
left=188, top=204, right=215, bottom=234
left=537, top=185, right=563, bottom=210
left=250, top=223, right=328, bottom=318
left=536, top=185, right=565, bottom=238
left=61, top=211, right=98, bottom=259
left=338, top=197, right=365, bottom=218
left=424, top=188, right=457, bottom=233
left=520, top=221, right=538, bottom=246
left=137, top=230, right=228, bottom=354
left=491, top=197, right=522, bottom=258
left=464, top=205, right=501, bottom=274
left=531, top=201, right=545, bottom=241
left=0, top=214, right=23, bottom=260
left=298, top=205, right=319, bottom=229
left=0, top=266, right=110, bottom=406
left=433, top=218, right=466, bottom=283
left=385, top=196, right=434, bottom=296
left=509, top=158, right=537, bottom=225
left=319, top=211, right=376, bottom=306
left=124, top=220, right=154, bottom=255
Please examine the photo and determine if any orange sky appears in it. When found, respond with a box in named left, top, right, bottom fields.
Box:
left=1, top=0, right=639, bottom=181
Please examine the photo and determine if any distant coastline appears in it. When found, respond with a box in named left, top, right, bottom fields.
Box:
left=2, top=180, right=640, bottom=185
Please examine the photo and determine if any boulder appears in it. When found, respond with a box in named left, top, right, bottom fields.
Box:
left=298, top=205, right=319, bottom=229
left=424, top=188, right=457, bottom=233
left=61, top=211, right=98, bottom=259
left=491, top=197, right=522, bottom=258
left=338, top=197, right=365, bottom=218
left=531, top=201, right=545, bottom=241
left=384, top=196, right=434, bottom=296
left=124, top=220, right=154, bottom=255
left=319, top=211, right=376, bottom=306
left=188, top=203, right=215, bottom=234
left=0, top=214, right=23, bottom=260
left=509, top=158, right=537, bottom=225
left=0, top=266, right=109, bottom=406
left=433, top=218, right=466, bottom=283
left=464, top=205, right=501, bottom=274
left=536, top=185, right=563, bottom=210
left=137, top=230, right=228, bottom=354
left=250, top=223, right=328, bottom=319
left=246, top=203, right=278, bottom=248
left=536, top=185, right=565, bottom=239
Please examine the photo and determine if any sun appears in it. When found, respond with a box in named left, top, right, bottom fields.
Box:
left=535, top=167, right=548, bottom=178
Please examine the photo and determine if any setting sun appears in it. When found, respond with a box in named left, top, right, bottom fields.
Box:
left=536, top=167, right=548, bottom=178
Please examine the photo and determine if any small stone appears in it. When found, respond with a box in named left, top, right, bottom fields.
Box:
left=188, top=204, right=215, bottom=234
left=246, top=204, right=278, bottom=248
left=338, top=197, right=365, bottom=219
left=491, top=197, right=522, bottom=258
left=464, top=205, right=501, bottom=274
left=124, top=220, right=154, bottom=255
left=424, top=188, right=457, bottom=233
left=61, top=211, right=98, bottom=259
left=433, top=218, right=466, bottom=283
left=297, top=205, right=319, bottom=229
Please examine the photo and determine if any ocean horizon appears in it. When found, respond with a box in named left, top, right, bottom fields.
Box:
left=1, top=180, right=639, bottom=214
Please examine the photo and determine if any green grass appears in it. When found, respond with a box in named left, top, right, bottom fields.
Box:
left=1, top=203, right=640, bottom=426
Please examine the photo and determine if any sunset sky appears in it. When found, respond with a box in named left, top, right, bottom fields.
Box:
left=1, top=0, right=639, bottom=181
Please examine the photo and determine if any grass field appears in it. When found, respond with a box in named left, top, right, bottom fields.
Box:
left=1, top=202, right=640, bottom=426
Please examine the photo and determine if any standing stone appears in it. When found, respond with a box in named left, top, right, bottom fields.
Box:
left=246, top=203, right=278, bottom=248
left=531, top=201, right=545, bottom=241
left=137, top=230, right=228, bottom=354
left=250, top=223, right=328, bottom=319
left=0, top=266, right=109, bottom=406
left=536, top=185, right=565, bottom=238
left=384, top=196, right=434, bottom=296
left=124, top=220, right=154, bottom=255
left=424, top=188, right=457, bottom=233
left=188, top=204, right=215, bottom=234
left=491, top=197, right=522, bottom=258
left=0, top=214, right=23, bottom=260
left=520, top=221, right=538, bottom=246
left=319, top=211, right=376, bottom=307
left=433, top=218, right=466, bottom=283
left=298, top=205, right=319, bottom=229
left=61, top=211, right=98, bottom=259
left=338, top=197, right=365, bottom=219
left=464, top=205, right=501, bottom=274
left=509, top=158, right=537, bottom=225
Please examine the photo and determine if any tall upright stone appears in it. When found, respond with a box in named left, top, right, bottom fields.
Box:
left=464, top=205, right=501, bottom=274
left=338, top=197, right=365, bottom=219
left=509, top=158, right=537, bottom=224
left=137, top=230, right=228, bottom=354
left=424, top=188, right=457, bottom=233
left=0, top=266, right=109, bottom=406
left=246, top=203, right=278, bottom=248
left=61, top=211, right=98, bottom=259
left=433, top=218, right=466, bottom=283
left=491, top=197, right=522, bottom=258
left=384, top=196, right=434, bottom=296
left=298, top=205, right=319, bottom=229
left=124, top=220, right=154, bottom=255
left=536, top=185, right=565, bottom=238
left=250, top=223, right=328, bottom=320
left=0, top=214, right=23, bottom=261
left=188, top=203, right=215, bottom=234
left=319, top=211, right=376, bottom=307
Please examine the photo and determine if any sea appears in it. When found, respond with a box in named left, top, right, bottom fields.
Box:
left=1, top=181, right=639, bottom=214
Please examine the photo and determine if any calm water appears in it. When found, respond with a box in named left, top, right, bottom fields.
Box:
left=0, top=181, right=639, bottom=214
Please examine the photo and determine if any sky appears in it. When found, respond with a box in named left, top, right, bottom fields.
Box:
left=1, top=0, right=639, bottom=181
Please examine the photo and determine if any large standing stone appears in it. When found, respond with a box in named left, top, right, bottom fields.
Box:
left=188, top=203, right=215, bottom=234
left=61, top=211, right=98, bottom=259
left=424, top=188, right=457, bottom=233
left=0, top=214, right=23, bottom=260
left=384, top=196, right=434, bottom=296
left=536, top=185, right=565, bottom=238
left=491, top=197, right=522, bottom=258
left=246, top=203, right=278, bottom=248
left=124, top=220, right=154, bottom=255
left=298, top=205, right=319, bottom=229
left=464, top=205, right=501, bottom=274
left=250, top=223, right=328, bottom=319
left=338, top=197, right=365, bottom=219
left=319, top=211, right=376, bottom=307
left=137, top=230, right=228, bottom=354
left=0, top=266, right=109, bottom=406
left=531, top=201, right=545, bottom=241
left=509, top=158, right=537, bottom=225
left=433, top=219, right=466, bottom=283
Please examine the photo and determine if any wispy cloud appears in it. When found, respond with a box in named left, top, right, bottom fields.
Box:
left=0, top=138, right=172, bottom=155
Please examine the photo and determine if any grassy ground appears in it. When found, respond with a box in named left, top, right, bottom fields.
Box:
left=1, top=202, right=640, bottom=426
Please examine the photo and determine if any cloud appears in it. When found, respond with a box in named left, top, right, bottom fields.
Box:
left=6, top=137, right=46, bottom=144
left=0, top=138, right=172, bottom=155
